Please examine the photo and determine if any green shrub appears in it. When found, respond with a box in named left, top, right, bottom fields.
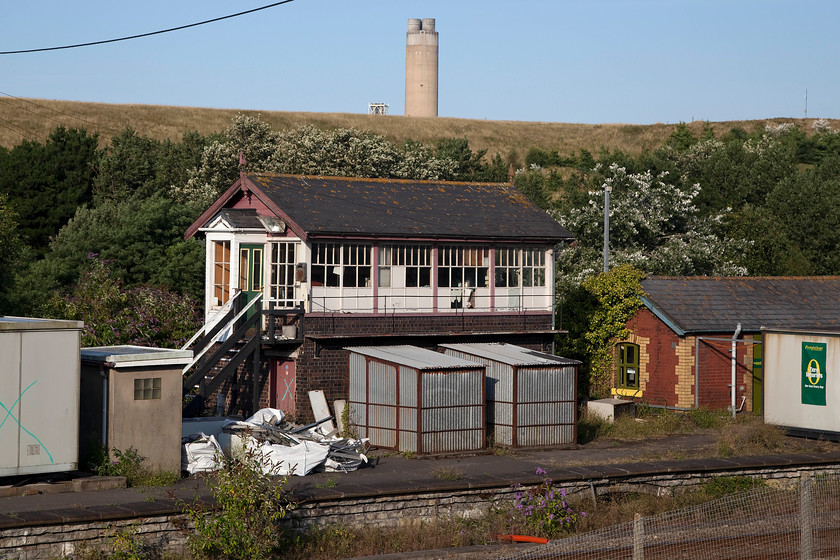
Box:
left=700, top=476, right=766, bottom=499
left=93, top=447, right=179, bottom=488
left=184, top=443, right=295, bottom=560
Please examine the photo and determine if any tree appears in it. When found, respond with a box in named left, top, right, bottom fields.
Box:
left=0, top=127, right=98, bottom=256
left=763, top=154, right=840, bottom=274
left=555, top=162, right=748, bottom=285
left=13, top=195, right=205, bottom=314
left=176, top=114, right=281, bottom=205
left=42, top=258, right=202, bottom=348
left=0, top=193, right=23, bottom=313
left=178, top=116, right=461, bottom=205
left=95, top=128, right=213, bottom=203
left=556, top=265, right=645, bottom=398
left=665, top=122, right=697, bottom=151
left=437, top=137, right=508, bottom=181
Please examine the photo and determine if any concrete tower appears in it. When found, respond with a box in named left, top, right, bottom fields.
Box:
left=405, top=18, right=438, bottom=117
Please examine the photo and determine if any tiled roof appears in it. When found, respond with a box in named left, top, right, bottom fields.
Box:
left=641, top=276, right=840, bottom=334
left=247, top=174, right=572, bottom=242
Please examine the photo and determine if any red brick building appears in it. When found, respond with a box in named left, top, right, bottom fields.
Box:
left=615, top=276, right=840, bottom=413
left=183, top=173, right=573, bottom=420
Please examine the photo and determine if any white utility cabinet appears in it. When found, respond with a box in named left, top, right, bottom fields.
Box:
left=0, top=317, right=83, bottom=477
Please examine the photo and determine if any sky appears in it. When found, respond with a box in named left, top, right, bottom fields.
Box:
left=1, top=0, right=837, bottom=125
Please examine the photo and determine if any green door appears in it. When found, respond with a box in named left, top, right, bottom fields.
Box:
left=752, top=334, right=763, bottom=414
left=238, top=244, right=264, bottom=320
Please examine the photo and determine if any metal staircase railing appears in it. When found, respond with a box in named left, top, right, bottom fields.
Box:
left=182, top=293, right=263, bottom=417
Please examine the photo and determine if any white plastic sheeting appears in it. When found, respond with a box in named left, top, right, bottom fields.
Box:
left=181, top=434, right=223, bottom=474
left=182, top=408, right=368, bottom=476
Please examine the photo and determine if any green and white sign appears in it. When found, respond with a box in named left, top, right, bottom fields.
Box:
left=802, top=342, right=827, bottom=406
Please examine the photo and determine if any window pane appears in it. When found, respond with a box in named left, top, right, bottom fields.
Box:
left=358, top=266, right=371, bottom=287
left=252, top=249, right=263, bottom=291
left=379, top=267, right=391, bottom=287
left=406, top=267, right=418, bottom=287
left=419, top=268, right=431, bottom=287
left=239, top=248, right=249, bottom=290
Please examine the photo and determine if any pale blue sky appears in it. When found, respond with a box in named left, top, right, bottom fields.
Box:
left=0, top=0, right=835, bottom=124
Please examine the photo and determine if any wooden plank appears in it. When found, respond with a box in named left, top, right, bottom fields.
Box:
left=308, top=390, right=335, bottom=433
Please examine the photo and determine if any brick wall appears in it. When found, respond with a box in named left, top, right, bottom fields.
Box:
left=625, top=309, right=756, bottom=411
left=627, top=309, right=683, bottom=407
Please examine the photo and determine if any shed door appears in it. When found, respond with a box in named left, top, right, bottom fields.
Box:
left=752, top=334, right=763, bottom=414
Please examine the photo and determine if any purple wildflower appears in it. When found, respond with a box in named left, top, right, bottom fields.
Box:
left=535, top=467, right=547, bottom=475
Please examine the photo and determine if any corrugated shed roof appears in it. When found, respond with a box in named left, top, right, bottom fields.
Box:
left=346, top=345, right=482, bottom=370
left=438, top=343, right=581, bottom=366
left=247, top=174, right=572, bottom=241
left=641, top=276, right=840, bottom=334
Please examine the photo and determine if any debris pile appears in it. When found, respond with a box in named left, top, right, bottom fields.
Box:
left=182, top=406, right=369, bottom=477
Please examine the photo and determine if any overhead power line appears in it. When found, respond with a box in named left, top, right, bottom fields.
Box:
left=0, top=92, right=121, bottom=135
left=0, top=116, right=46, bottom=143
left=0, top=0, right=294, bottom=55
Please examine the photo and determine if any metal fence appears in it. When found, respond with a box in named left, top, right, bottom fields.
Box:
left=498, top=474, right=840, bottom=560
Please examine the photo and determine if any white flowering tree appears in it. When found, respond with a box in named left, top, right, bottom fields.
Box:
left=555, top=163, right=748, bottom=287
left=176, top=116, right=457, bottom=205
left=175, top=114, right=281, bottom=205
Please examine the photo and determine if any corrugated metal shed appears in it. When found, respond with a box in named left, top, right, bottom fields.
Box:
left=347, top=345, right=486, bottom=454
left=439, top=343, right=579, bottom=448
left=348, top=345, right=479, bottom=370
left=440, top=342, right=581, bottom=367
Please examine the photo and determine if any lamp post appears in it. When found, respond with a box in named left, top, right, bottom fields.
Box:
left=603, top=185, right=612, bottom=274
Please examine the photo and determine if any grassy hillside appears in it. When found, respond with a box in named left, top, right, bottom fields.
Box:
left=0, top=97, right=834, bottom=158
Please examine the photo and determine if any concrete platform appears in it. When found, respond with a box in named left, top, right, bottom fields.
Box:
left=2, top=432, right=840, bottom=559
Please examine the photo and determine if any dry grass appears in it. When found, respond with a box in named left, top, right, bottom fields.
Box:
left=3, top=96, right=838, bottom=159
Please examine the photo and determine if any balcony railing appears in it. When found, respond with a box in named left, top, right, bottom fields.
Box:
left=308, top=290, right=553, bottom=314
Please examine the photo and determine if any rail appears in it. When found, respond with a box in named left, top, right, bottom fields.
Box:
left=308, top=291, right=554, bottom=315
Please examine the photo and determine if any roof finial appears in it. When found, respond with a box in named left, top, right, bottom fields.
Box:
left=239, top=150, right=246, bottom=178
left=509, top=164, right=514, bottom=186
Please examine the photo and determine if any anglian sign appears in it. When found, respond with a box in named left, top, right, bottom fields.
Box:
left=802, top=342, right=827, bottom=406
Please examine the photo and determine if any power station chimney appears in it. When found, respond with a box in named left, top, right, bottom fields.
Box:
left=405, top=18, right=438, bottom=117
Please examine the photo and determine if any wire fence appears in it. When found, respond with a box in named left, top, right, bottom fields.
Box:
left=498, top=473, right=840, bottom=560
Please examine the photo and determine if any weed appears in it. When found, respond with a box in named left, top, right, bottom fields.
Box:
left=577, top=408, right=612, bottom=444
left=490, top=444, right=511, bottom=456
left=73, top=523, right=161, bottom=560
left=509, top=468, right=586, bottom=538
left=716, top=416, right=788, bottom=456
left=183, top=442, right=295, bottom=560
left=316, top=477, right=338, bottom=489
left=108, top=524, right=149, bottom=560
left=433, top=467, right=464, bottom=481
left=700, top=476, right=766, bottom=499
left=92, top=446, right=179, bottom=488
left=687, top=407, right=730, bottom=429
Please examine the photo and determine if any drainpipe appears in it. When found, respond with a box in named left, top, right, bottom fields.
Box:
left=99, top=366, right=109, bottom=447
left=731, top=323, right=742, bottom=419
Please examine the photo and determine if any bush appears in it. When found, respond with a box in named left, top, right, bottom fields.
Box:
left=701, top=476, right=766, bottom=498
left=92, top=446, right=179, bottom=488
left=43, top=257, right=202, bottom=348
left=184, top=442, right=295, bottom=560
left=510, top=468, right=586, bottom=538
